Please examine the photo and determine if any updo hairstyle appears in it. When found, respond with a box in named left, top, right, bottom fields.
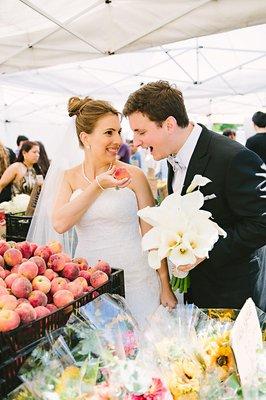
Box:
left=68, top=97, right=119, bottom=147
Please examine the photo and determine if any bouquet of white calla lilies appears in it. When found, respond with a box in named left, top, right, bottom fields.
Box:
left=137, top=175, right=227, bottom=293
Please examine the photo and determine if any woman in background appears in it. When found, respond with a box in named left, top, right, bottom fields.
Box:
left=0, top=141, right=16, bottom=202
left=37, top=141, right=50, bottom=177
left=0, top=141, right=43, bottom=198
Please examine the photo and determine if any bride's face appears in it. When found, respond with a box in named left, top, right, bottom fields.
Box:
left=84, top=114, right=122, bottom=163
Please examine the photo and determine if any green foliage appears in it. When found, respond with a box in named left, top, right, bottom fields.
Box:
left=212, top=123, right=241, bottom=134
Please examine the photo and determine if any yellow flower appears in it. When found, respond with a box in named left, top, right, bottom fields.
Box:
left=209, top=345, right=235, bottom=381
left=168, top=358, right=203, bottom=399
left=55, top=365, right=81, bottom=394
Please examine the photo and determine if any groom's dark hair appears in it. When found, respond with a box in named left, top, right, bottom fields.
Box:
left=123, top=81, right=189, bottom=128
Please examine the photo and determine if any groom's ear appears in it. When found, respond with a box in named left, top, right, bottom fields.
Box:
left=164, top=116, right=177, bottom=132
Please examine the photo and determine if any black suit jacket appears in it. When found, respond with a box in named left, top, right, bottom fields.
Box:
left=167, top=125, right=266, bottom=309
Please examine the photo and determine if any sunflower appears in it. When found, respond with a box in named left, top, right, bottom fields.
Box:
left=168, top=358, right=202, bottom=399
left=209, top=345, right=235, bottom=381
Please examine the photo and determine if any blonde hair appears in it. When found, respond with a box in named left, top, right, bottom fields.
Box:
left=68, top=96, right=119, bottom=146
left=0, top=141, right=9, bottom=177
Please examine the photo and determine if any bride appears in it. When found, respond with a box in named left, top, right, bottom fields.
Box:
left=31, top=97, right=176, bottom=327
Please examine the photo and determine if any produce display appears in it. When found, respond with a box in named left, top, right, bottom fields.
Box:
left=0, top=239, right=111, bottom=332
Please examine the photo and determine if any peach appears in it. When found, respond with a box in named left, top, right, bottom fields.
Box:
left=11, top=264, right=20, bottom=274
left=0, top=240, right=10, bottom=256
left=5, top=273, right=20, bottom=288
left=0, top=286, right=8, bottom=296
left=30, top=242, right=38, bottom=254
left=50, top=277, right=68, bottom=295
left=90, top=270, right=108, bottom=288
left=48, top=241, right=62, bottom=254
left=73, top=277, right=88, bottom=290
left=46, top=303, right=57, bottom=313
left=3, top=269, right=10, bottom=279
left=28, top=290, right=48, bottom=307
left=113, top=167, right=130, bottom=180
left=79, top=270, right=93, bottom=283
left=32, top=275, right=51, bottom=294
left=11, top=277, right=32, bottom=298
left=0, top=277, right=6, bottom=288
left=4, top=248, right=23, bottom=267
left=15, top=241, right=33, bottom=259
left=29, top=256, right=46, bottom=275
left=67, top=281, right=84, bottom=299
left=0, top=267, right=6, bottom=279
left=18, top=261, right=38, bottom=281
left=35, top=306, right=50, bottom=319
left=72, top=257, right=89, bottom=271
left=83, top=285, right=94, bottom=293
left=62, top=262, right=79, bottom=281
left=16, top=303, right=36, bottom=324
left=0, top=294, right=18, bottom=310
left=53, top=289, right=74, bottom=308
left=34, top=245, right=53, bottom=263
left=94, top=260, right=111, bottom=275
left=0, top=255, right=4, bottom=267
left=17, top=298, right=29, bottom=305
left=48, top=253, right=68, bottom=272
left=44, top=269, right=58, bottom=281
left=0, top=309, right=20, bottom=332
left=92, top=290, right=99, bottom=299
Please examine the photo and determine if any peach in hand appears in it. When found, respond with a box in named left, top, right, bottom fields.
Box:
left=113, top=167, right=131, bottom=180
left=0, top=309, right=20, bottom=332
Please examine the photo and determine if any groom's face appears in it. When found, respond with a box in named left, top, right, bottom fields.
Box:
left=128, top=112, right=169, bottom=161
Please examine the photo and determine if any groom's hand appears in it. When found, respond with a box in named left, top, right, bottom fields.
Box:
left=177, top=257, right=206, bottom=273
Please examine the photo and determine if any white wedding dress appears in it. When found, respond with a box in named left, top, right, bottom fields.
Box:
left=71, top=187, right=161, bottom=328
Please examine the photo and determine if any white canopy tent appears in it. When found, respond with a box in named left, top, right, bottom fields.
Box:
left=0, top=0, right=266, bottom=157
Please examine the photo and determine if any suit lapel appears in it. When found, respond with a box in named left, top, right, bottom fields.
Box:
left=167, top=160, right=174, bottom=194
left=181, top=125, right=212, bottom=195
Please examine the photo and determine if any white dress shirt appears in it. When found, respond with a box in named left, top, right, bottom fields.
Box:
left=172, top=122, right=202, bottom=194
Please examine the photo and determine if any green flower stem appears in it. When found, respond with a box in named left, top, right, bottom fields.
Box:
left=170, top=275, right=190, bottom=293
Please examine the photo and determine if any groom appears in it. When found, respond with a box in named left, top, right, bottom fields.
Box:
left=123, top=81, right=266, bottom=309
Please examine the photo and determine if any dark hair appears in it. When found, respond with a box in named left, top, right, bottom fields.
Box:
left=16, top=135, right=29, bottom=146
left=252, top=111, right=266, bottom=128
left=223, top=129, right=235, bottom=137
left=37, top=141, right=50, bottom=177
left=68, top=96, right=119, bottom=147
left=17, top=141, right=42, bottom=175
left=123, top=80, right=189, bottom=128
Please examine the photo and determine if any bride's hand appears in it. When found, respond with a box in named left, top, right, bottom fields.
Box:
left=160, top=287, right=177, bottom=309
left=96, top=166, right=131, bottom=189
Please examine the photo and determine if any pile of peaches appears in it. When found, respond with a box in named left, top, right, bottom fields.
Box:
left=0, top=240, right=111, bottom=332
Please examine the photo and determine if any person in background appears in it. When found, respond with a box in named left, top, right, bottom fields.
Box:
left=128, top=140, right=142, bottom=168
left=0, top=141, right=16, bottom=202
left=37, top=141, right=50, bottom=177
left=15, top=135, right=29, bottom=157
left=222, top=129, right=236, bottom=140
left=117, top=141, right=130, bottom=163
left=0, top=141, right=43, bottom=198
left=246, top=111, right=266, bottom=164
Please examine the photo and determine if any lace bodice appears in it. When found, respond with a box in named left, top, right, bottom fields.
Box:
left=71, top=186, right=160, bottom=327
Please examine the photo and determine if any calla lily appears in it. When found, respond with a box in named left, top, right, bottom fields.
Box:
left=138, top=174, right=227, bottom=292
left=186, top=174, right=211, bottom=193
